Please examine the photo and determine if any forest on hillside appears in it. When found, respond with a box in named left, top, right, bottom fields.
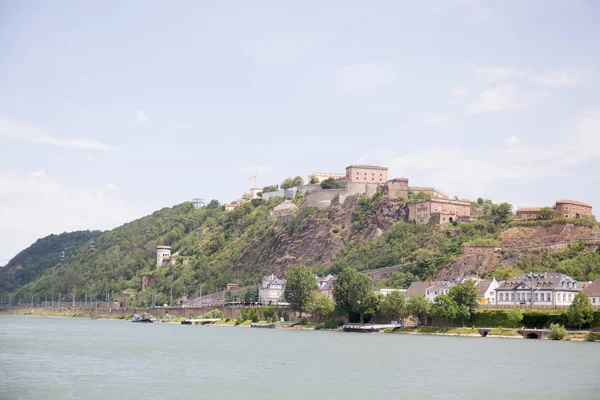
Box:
left=2, top=193, right=600, bottom=307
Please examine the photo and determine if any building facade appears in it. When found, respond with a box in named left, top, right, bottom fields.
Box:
left=408, top=198, right=471, bottom=226
left=516, top=207, right=542, bottom=220
left=141, top=274, right=154, bottom=290
left=386, top=178, right=409, bottom=198
left=476, top=278, right=499, bottom=304
left=461, top=245, right=502, bottom=255
left=555, top=200, right=593, bottom=219
left=259, top=274, right=287, bottom=305
left=345, top=165, right=388, bottom=184
left=156, top=246, right=171, bottom=267
left=583, top=278, right=600, bottom=305
left=495, top=272, right=581, bottom=306
left=317, top=274, right=337, bottom=299
left=425, top=281, right=456, bottom=303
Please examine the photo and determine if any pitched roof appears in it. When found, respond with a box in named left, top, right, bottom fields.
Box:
left=406, top=281, right=430, bottom=297
left=584, top=278, right=600, bottom=297
left=317, top=275, right=337, bottom=291
left=476, top=280, right=492, bottom=298
left=426, top=281, right=456, bottom=292
left=496, top=272, right=579, bottom=291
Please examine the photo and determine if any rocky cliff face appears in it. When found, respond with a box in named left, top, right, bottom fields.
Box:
left=437, top=223, right=600, bottom=278
left=237, top=195, right=408, bottom=277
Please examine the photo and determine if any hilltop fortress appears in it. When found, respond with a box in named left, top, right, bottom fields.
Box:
left=225, top=163, right=593, bottom=228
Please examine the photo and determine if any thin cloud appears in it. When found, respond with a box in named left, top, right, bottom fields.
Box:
left=136, top=110, right=148, bottom=123
left=64, top=101, right=75, bottom=110
left=359, top=107, right=600, bottom=198
left=475, top=67, right=527, bottom=83
left=467, top=83, right=550, bottom=113
left=337, top=63, right=394, bottom=93
left=0, top=117, right=119, bottom=151
left=448, top=86, right=471, bottom=103
left=530, top=68, right=593, bottom=87
left=423, top=113, right=450, bottom=129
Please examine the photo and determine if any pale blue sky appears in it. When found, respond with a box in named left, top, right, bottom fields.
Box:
left=1, top=0, right=600, bottom=264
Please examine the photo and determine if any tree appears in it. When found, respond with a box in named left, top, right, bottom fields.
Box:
left=506, top=308, right=523, bottom=328
left=333, top=267, right=372, bottom=322
left=320, top=178, right=342, bottom=190
left=449, top=280, right=478, bottom=320
left=244, top=285, right=259, bottom=304
left=407, top=296, right=429, bottom=326
left=567, top=292, right=594, bottom=330
left=389, top=271, right=417, bottom=289
left=310, top=294, right=335, bottom=321
left=548, top=323, right=567, bottom=340
left=430, top=294, right=458, bottom=320
left=281, top=176, right=304, bottom=189
left=241, top=193, right=250, bottom=200
left=206, top=199, right=221, bottom=209
left=491, top=266, right=520, bottom=281
left=477, top=197, right=484, bottom=206
left=362, top=292, right=381, bottom=323
left=491, top=202, right=513, bottom=224
left=262, top=185, right=278, bottom=193
left=536, top=207, right=556, bottom=221
left=283, top=265, right=317, bottom=318
left=309, top=176, right=320, bottom=184
left=380, top=291, right=408, bottom=322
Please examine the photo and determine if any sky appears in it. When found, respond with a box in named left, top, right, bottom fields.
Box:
left=1, top=0, right=600, bottom=265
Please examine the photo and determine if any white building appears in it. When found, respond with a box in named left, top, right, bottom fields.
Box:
left=495, top=272, right=581, bottom=306
left=584, top=278, right=600, bottom=305
left=476, top=278, right=500, bottom=305
left=259, top=274, right=287, bottom=305
left=156, top=246, right=171, bottom=267
left=425, top=281, right=456, bottom=303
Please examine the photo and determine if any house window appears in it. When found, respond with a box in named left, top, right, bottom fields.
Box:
left=532, top=215, right=536, bottom=218
left=565, top=206, right=569, bottom=210
left=565, top=215, right=569, bottom=218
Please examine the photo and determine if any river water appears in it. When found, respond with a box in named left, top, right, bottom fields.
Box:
left=1, top=315, right=599, bottom=400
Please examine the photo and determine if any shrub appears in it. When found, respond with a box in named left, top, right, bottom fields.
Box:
left=203, top=309, right=224, bottom=319
left=332, top=228, right=340, bottom=234
left=323, top=319, right=344, bottom=329
left=251, top=314, right=259, bottom=323
left=585, top=331, right=600, bottom=341
left=263, top=307, right=274, bottom=320
left=548, top=323, right=566, bottom=340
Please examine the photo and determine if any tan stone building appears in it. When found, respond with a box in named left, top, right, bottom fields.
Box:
left=516, top=207, right=542, bottom=220
left=516, top=200, right=593, bottom=220
left=308, top=172, right=345, bottom=184
left=408, top=198, right=471, bottom=226
left=386, top=178, right=409, bottom=198
left=555, top=200, right=592, bottom=219
left=345, top=165, right=388, bottom=184
left=409, top=187, right=449, bottom=200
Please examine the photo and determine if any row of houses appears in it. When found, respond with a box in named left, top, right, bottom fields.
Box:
left=258, top=271, right=600, bottom=308
left=410, top=273, right=600, bottom=307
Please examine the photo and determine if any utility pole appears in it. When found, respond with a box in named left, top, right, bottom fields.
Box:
left=170, top=281, right=174, bottom=306
left=31, top=295, right=34, bottom=308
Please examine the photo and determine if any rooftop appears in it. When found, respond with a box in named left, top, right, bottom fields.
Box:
left=406, top=281, right=430, bottom=297
left=346, top=165, right=388, bottom=170
left=556, top=199, right=592, bottom=208
left=583, top=278, right=600, bottom=297
left=496, top=272, right=579, bottom=291
left=517, top=207, right=543, bottom=212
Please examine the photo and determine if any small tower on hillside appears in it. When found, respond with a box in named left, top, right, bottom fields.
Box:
left=156, top=246, right=171, bottom=267
left=141, top=274, right=154, bottom=290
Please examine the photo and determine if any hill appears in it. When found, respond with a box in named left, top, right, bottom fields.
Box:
left=2, top=194, right=600, bottom=306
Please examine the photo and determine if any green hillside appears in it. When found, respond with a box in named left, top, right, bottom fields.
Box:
left=2, top=194, right=600, bottom=306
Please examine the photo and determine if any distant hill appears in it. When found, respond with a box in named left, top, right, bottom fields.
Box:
left=2, top=195, right=599, bottom=306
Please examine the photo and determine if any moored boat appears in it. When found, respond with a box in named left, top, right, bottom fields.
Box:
left=132, top=314, right=153, bottom=323
left=250, top=323, right=276, bottom=329
left=342, top=324, right=380, bottom=333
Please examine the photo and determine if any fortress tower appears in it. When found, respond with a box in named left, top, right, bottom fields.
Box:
left=156, top=245, right=171, bottom=267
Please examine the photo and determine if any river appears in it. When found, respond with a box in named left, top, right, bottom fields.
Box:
left=0, top=315, right=599, bottom=399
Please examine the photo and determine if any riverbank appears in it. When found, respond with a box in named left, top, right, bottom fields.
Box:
left=2, top=309, right=598, bottom=341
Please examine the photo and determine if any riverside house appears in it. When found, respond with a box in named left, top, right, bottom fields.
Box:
left=584, top=278, right=600, bottom=305
left=259, top=274, right=287, bottom=305
left=495, top=272, right=581, bottom=306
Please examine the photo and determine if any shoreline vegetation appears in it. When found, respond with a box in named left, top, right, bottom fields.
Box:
left=2, top=308, right=598, bottom=342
